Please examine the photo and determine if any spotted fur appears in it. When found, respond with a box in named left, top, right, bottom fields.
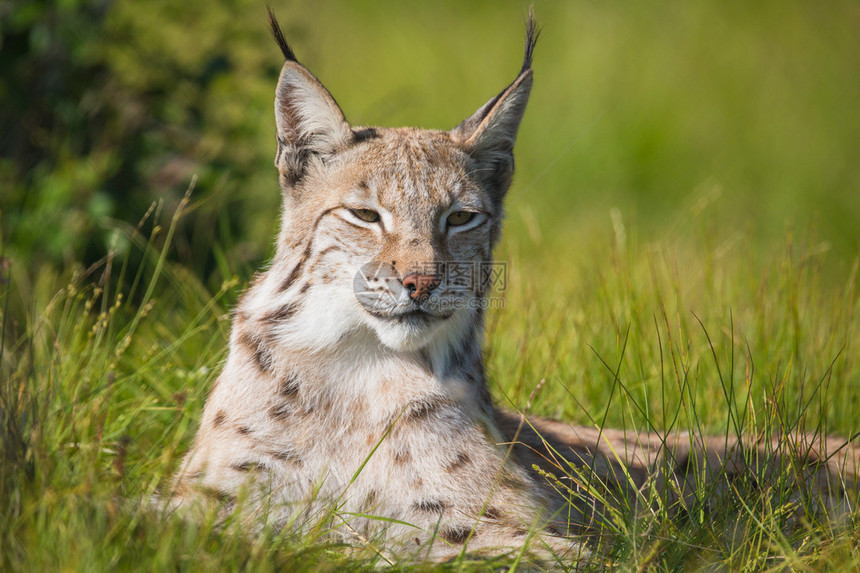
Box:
left=170, top=8, right=575, bottom=562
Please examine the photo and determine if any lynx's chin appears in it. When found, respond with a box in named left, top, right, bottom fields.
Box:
left=367, top=308, right=455, bottom=352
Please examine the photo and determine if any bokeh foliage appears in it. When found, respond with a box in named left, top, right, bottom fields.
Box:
left=3, top=0, right=859, bottom=288
left=1, top=0, right=285, bottom=285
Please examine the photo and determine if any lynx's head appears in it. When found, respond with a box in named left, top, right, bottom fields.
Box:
left=261, top=9, right=537, bottom=354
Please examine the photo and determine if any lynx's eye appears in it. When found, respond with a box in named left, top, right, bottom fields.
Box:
left=350, top=208, right=380, bottom=223
left=446, top=211, right=475, bottom=227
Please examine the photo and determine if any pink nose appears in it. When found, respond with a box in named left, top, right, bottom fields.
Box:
left=401, top=273, right=439, bottom=301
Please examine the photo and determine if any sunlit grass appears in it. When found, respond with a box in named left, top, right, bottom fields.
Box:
left=2, top=194, right=858, bottom=569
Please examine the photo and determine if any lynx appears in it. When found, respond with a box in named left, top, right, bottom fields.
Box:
left=169, top=9, right=858, bottom=564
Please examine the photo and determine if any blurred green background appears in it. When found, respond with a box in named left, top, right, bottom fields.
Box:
left=2, top=5, right=859, bottom=567
left=3, top=0, right=859, bottom=290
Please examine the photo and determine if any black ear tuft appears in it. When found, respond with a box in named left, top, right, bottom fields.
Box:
left=267, top=5, right=298, bottom=63
left=269, top=8, right=350, bottom=189
left=449, top=10, right=537, bottom=202
left=521, top=6, right=540, bottom=75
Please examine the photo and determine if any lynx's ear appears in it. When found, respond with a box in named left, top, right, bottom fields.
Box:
left=450, top=10, right=538, bottom=196
left=268, top=8, right=351, bottom=187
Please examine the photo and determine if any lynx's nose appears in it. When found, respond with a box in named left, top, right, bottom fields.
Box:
left=401, top=273, right=439, bottom=301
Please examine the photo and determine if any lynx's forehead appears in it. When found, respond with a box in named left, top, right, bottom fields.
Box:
left=338, top=128, right=490, bottom=214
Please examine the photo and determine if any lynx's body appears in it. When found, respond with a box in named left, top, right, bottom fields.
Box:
left=172, top=9, right=578, bottom=562
left=171, top=9, right=859, bottom=565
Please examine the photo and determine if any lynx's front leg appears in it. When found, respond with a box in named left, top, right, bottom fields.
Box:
left=174, top=342, right=577, bottom=558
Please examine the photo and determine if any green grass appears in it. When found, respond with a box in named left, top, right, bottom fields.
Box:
left=3, top=1, right=860, bottom=570
left=2, top=199, right=858, bottom=570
